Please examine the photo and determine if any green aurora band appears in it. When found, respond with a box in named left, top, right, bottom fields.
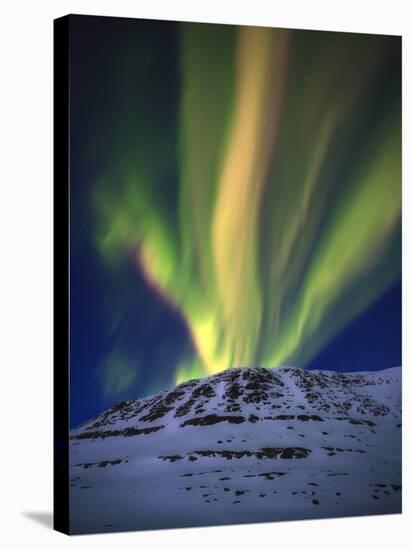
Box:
left=94, top=24, right=401, bottom=387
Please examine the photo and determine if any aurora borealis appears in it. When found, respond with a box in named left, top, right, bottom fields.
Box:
left=69, top=16, right=401, bottom=426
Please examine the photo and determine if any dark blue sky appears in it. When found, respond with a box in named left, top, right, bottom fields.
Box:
left=306, top=280, right=401, bottom=373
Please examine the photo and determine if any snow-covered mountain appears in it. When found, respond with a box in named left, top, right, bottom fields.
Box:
left=69, top=366, right=402, bottom=534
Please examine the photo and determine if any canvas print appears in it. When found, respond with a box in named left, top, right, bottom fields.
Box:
left=54, top=14, right=402, bottom=534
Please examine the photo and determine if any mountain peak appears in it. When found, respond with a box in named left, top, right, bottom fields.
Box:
left=72, top=366, right=401, bottom=439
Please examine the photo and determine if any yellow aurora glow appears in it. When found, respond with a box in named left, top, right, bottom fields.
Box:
left=94, top=25, right=401, bottom=385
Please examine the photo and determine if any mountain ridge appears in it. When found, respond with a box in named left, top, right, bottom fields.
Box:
left=70, top=366, right=401, bottom=534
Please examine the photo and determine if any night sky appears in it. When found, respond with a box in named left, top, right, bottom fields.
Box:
left=69, top=16, right=401, bottom=428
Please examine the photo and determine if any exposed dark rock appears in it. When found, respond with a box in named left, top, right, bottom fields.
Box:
left=71, top=425, right=164, bottom=440
left=181, top=414, right=245, bottom=427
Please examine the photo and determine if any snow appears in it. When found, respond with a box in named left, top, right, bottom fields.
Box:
left=69, top=366, right=401, bottom=534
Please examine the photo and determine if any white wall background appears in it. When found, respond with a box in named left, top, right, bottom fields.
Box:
left=0, top=1, right=410, bottom=548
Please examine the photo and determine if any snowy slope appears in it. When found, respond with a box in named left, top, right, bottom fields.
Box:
left=69, top=366, right=402, bottom=534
